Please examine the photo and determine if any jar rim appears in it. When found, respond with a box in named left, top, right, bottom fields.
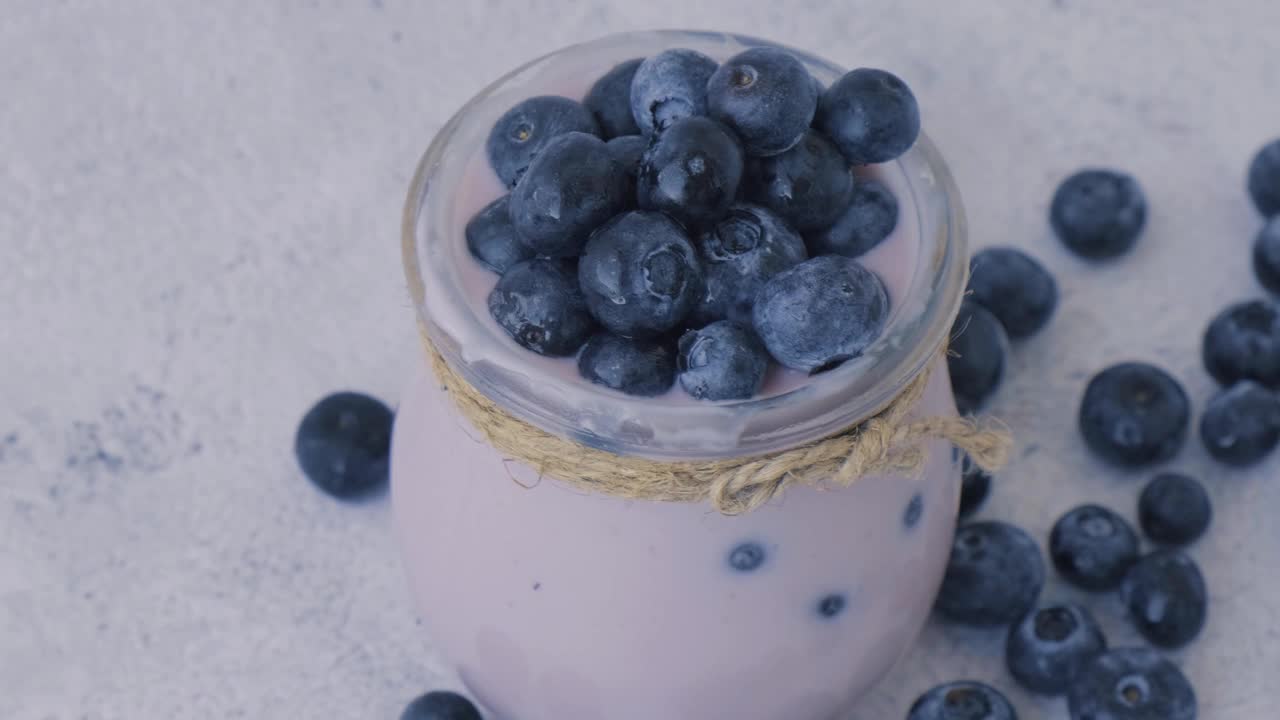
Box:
left=402, top=29, right=967, bottom=461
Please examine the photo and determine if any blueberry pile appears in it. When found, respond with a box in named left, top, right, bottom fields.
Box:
left=913, top=137, right=1280, bottom=718
left=470, top=47, right=922, bottom=400
left=924, top=482, right=1206, bottom=711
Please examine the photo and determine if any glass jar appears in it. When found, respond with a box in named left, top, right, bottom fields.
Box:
left=393, top=30, right=967, bottom=720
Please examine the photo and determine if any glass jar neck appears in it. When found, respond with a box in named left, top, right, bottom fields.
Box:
left=403, top=30, right=967, bottom=462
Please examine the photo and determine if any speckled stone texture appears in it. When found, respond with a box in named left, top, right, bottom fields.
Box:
left=2, top=1, right=1279, bottom=718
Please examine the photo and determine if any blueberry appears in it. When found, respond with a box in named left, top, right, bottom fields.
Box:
left=692, top=203, right=807, bottom=326
left=606, top=135, right=648, bottom=179
left=1247, top=137, right=1280, bottom=217
left=486, top=95, right=600, bottom=187
left=629, top=48, right=718, bottom=135
left=1006, top=603, right=1107, bottom=695
left=578, top=211, right=704, bottom=337
left=465, top=195, right=534, bottom=273
left=935, top=521, right=1045, bottom=626
left=677, top=321, right=770, bottom=401
left=1050, top=504, right=1140, bottom=592
left=1201, top=299, right=1280, bottom=387
left=706, top=47, right=817, bottom=156
left=1067, top=648, right=1197, bottom=720
left=576, top=333, right=676, bottom=397
left=966, top=247, right=1058, bottom=339
left=294, top=392, right=393, bottom=499
left=1199, top=380, right=1280, bottom=466
left=400, top=691, right=482, bottom=720
left=743, top=129, right=853, bottom=232
left=958, top=451, right=992, bottom=518
left=1252, top=217, right=1280, bottom=293
left=1050, top=169, right=1147, bottom=260
left=637, top=116, right=744, bottom=227
left=816, top=593, right=846, bottom=619
left=1138, top=473, right=1211, bottom=546
left=728, top=541, right=766, bottom=572
left=906, top=681, right=1018, bottom=720
left=605, top=135, right=646, bottom=207
left=903, top=492, right=924, bottom=529
left=948, top=300, right=1009, bottom=415
left=1078, top=362, right=1190, bottom=467
left=488, top=259, right=595, bottom=356
left=1121, top=550, right=1207, bottom=649
left=805, top=177, right=899, bottom=258
left=509, top=132, right=630, bottom=257
left=816, top=68, right=920, bottom=165
left=752, top=255, right=889, bottom=373
left=585, top=58, right=642, bottom=139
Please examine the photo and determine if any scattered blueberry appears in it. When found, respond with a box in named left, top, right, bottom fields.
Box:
left=948, top=300, right=1009, bottom=415
left=967, top=247, right=1058, bottom=339
left=816, top=67, right=920, bottom=165
left=1139, top=473, right=1211, bottom=546
left=400, top=691, right=483, bottom=720
left=1078, top=362, right=1190, bottom=467
left=706, top=47, right=817, bottom=156
left=465, top=195, right=533, bottom=274
left=1199, top=380, right=1280, bottom=466
left=1120, top=550, right=1207, bottom=649
left=958, top=451, right=992, bottom=518
left=728, top=541, right=766, bottom=572
left=1247, top=137, right=1280, bottom=217
left=935, top=521, right=1045, bottom=626
left=637, top=116, right=744, bottom=227
left=752, top=255, right=889, bottom=372
left=1050, top=504, right=1140, bottom=592
left=805, top=177, right=899, bottom=258
left=903, top=492, right=924, bottom=529
left=906, top=681, right=1018, bottom=720
left=578, top=211, right=704, bottom=337
left=1067, top=648, right=1197, bottom=720
left=1251, top=216, right=1280, bottom=294
left=743, top=129, right=852, bottom=232
left=295, top=392, right=393, bottom=499
left=676, top=321, right=770, bottom=400
left=584, top=58, right=642, bottom=139
left=692, top=203, right=807, bottom=326
left=509, top=132, right=630, bottom=257
left=1006, top=603, right=1107, bottom=696
left=576, top=333, right=676, bottom=397
left=1050, top=169, right=1147, bottom=260
left=606, top=135, right=648, bottom=179
left=488, top=259, right=595, bottom=356
left=629, top=48, right=718, bottom=135
left=486, top=95, right=600, bottom=187
left=1201, top=299, right=1280, bottom=388
left=816, top=593, right=846, bottom=619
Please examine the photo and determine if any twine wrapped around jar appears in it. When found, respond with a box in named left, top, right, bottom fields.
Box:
left=419, top=327, right=1010, bottom=515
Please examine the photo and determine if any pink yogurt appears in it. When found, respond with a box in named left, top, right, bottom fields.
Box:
left=393, top=30, right=966, bottom=720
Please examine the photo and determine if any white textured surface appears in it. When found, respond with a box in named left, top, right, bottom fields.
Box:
left=3, top=1, right=1279, bottom=718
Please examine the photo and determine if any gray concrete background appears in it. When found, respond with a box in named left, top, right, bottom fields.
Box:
left=3, top=1, right=1279, bottom=717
